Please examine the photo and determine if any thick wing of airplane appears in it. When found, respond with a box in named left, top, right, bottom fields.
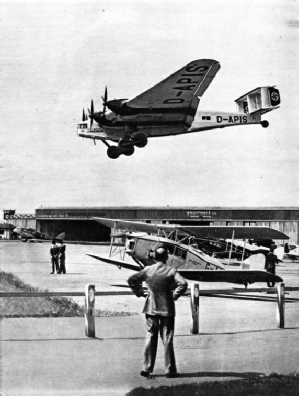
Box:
left=92, top=218, right=289, bottom=240
left=86, top=253, right=282, bottom=285
left=125, top=59, right=220, bottom=111
left=177, top=269, right=282, bottom=284
left=87, top=254, right=142, bottom=272
left=179, top=226, right=289, bottom=240
left=93, top=217, right=176, bottom=234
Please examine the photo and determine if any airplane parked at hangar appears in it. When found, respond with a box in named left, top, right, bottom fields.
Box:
left=13, top=227, right=65, bottom=243
left=87, top=218, right=288, bottom=287
left=286, top=246, right=299, bottom=262
left=77, top=59, right=281, bottom=159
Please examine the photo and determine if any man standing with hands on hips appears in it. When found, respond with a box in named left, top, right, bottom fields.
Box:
left=128, top=246, right=188, bottom=379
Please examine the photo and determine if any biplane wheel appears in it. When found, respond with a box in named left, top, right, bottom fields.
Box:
left=107, top=146, right=120, bottom=159
left=260, top=120, right=269, bottom=128
left=123, top=145, right=135, bottom=156
left=133, top=133, right=148, bottom=148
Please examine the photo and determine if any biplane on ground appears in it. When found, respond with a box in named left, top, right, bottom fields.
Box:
left=87, top=218, right=289, bottom=287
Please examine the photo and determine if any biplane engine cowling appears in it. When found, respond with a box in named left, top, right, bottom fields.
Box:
left=235, top=87, right=280, bottom=115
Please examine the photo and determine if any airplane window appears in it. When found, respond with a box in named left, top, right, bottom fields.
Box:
left=128, top=241, right=135, bottom=250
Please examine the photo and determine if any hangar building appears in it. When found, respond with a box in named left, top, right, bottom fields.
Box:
left=35, top=207, right=299, bottom=244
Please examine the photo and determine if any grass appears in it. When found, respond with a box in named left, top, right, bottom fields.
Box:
left=126, top=373, right=299, bottom=395
left=0, top=270, right=136, bottom=317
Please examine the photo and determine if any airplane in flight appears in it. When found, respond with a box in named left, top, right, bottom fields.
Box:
left=77, top=59, right=281, bottom=159
left=87, top=218, right=288, bottom=287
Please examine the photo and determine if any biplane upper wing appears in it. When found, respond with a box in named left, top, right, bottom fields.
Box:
left=177, top=226, right=289, bottom=240
left=92, top=217, right=177, bottom=235
left=93, top=218, right=289, bottom=241
left=87, top=253, right=141, bottom=272
left=177, top=269, right=283, bottom=284
left=125, top=59, right=220, bottom=111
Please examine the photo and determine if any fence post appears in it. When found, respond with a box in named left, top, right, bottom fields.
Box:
left=85, top=284, right=96, bottom=337
left=190, top=283, right=200, bottom=334
left=277, top=282, right=285, bottom=328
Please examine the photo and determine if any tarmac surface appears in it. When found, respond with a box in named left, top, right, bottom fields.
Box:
left=1, top=241, right=299, bottom=395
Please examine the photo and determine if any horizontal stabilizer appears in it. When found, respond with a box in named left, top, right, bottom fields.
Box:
left=235, top=86, right=280, bottom=115
left=177, top=269, right=282, bottom=285
left=87, top=253, right=141, bottom=272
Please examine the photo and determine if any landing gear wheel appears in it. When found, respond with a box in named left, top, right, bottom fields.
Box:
left=260, top=120, right=269, bottom=128
left=133, top=133, right=148, bottom=148
left=123, top=145, right=135, bottom=156
left=107, top=146, right=120, bottom=159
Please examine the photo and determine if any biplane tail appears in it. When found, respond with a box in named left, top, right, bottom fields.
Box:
left=235, top=86, right=280, bottom=115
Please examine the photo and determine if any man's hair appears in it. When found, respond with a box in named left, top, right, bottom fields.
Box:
left=155, top=247, right=168, bottom=262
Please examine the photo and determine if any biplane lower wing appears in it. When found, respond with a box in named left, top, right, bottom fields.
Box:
left=177, top=269, right=282, bottom=284
left=87, top=253, right=282, bottom=285
left=87, top=254, right=142, bottom=272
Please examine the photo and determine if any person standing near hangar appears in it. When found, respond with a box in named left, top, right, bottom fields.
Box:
left=265, top=244, right=279, bottom=287
left=50, top=238, right=60, bottom=274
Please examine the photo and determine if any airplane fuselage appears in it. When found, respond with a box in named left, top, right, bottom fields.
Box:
left=77, top=110, right=263, bottom=143
left=125, top=234, right=225, bottom=271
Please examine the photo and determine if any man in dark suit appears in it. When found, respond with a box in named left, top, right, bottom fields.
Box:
left=50, top=238, right=60, bottom=274
left=265, top=244, right=278, bottom=287
left=128, top=246, right=188, bottom=379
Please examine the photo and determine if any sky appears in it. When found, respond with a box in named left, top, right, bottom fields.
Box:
left=0, top=0, right=298, bottom=215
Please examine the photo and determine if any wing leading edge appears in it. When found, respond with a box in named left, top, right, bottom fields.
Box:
left=125, top=59, right=220, bottom=111
left=93, top=218, right=289, bottom=240
left=87, top=254, right=142, bottom=272
left=87, top=253, right=282, bottom=285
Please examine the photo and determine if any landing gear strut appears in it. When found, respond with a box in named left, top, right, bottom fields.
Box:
left=106, top=133, right=148, bottom=159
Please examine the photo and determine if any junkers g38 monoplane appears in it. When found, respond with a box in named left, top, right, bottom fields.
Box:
left=77, top=59, right=280, bottom=159
left=87, top=218, right=288, bottom=287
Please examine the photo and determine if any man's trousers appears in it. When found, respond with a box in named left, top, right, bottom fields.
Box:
left=143, top=314, right=177, bottom=374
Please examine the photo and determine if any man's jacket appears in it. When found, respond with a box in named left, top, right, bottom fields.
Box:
left=128, top=262, right=188, bottom=317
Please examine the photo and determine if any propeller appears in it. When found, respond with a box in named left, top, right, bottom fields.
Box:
left=87, top=99, right=94, bottom=128
left=82, top=109, right=88, bottom=122
left=84, top=87, right=108, bottom=129
left=101, top=86, right=108, bottom=115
